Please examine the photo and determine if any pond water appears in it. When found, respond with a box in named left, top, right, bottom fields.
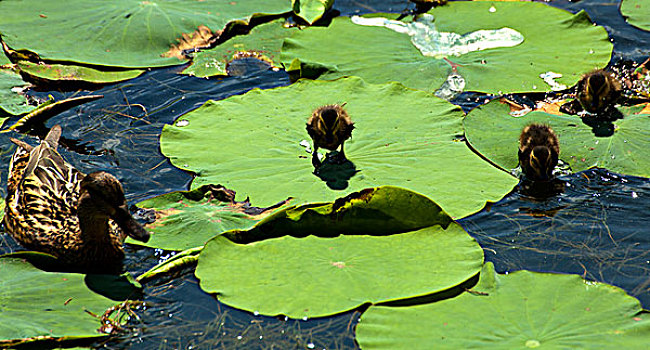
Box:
left=1, top=0, right=649, bottom=349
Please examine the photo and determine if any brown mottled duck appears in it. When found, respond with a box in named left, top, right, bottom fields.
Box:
left=576, top=69, right=622, bottom=114
left=3, top=125, right=150, bottom=274
left=306, top=104, right=354, bottom=168
left=518, top=124, right=560, bottom=181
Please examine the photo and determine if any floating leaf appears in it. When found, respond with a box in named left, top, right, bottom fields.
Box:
left=129, top=184, right=288, bottom=250
left=293, top=0, right=334, bottom=24
left=0, top=68, right=33, bottom=116
left=224, top=186, right=451, bottom=243
left=463, top=99, right=650, bottom=178
left=0, top=0, right=292, bottom=68
left=184, top=19, right=297, bottom=77
left=196, top=187, right=483, bottom=318
left=161, top=77, right=517, bottom=219
left=621, top=0, right=650, bottom=31
left=281, top=2, right=611, bottom=94
left=0, top=257, right=114, bottom=345
left=15, top=61, right=143, bottom=84
left=356, top=263, right=650, bottom=349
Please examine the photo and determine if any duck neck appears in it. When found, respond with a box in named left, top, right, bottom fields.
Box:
left=77, top=196, right=112, bottom=244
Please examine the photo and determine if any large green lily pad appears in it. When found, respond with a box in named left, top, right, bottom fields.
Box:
left=281, top=2, right=611, bottom=94
left=128, top=184, right=286, bottom=251
left=356, top=263, right=650, bottom=349
left=0, top=68, right=33, bottom=115
left=0, top=257, right=115, bottom=344
left=183, top=19, right=298, bottom=77
left=0, top=0, right=292, bottom=68
left=621, top=0, right=650, bottom=31
left=464, top=99, right=650, bottom=178
left=196, top=187, right=483, bottom=318
left=161, top=77, right=517, bottom=219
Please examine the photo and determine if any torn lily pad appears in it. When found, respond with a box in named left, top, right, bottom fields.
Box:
left=129, top=184, right=289, bottom=250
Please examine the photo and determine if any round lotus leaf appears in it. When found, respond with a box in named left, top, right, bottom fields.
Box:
left=0, top=68, right=33, bottom=115
left=196, top=224, right=483, bottom=318
left=129, top=184, right=286, bottom=250
left=184, top=19, right=298, bottom=77
left=621, top=0, right=650, bottom=31
left=0, top=257, right=114, bottom=343
left=464, top=99, right=650, bottom=178
left=160, top=77, right=517, bottom=219
left=356, top=263, right=650, bottom=349
left=281, top=2, right=611, bottom=94
left=0, top=0, right=292, bottom=68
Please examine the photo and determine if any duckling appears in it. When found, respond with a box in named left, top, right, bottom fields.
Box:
left=306, top=104, right=354, bottom=168
left=518, top=123, right=560, bottom=181
left=576, top=69, right=622, bottom=114
left=3, top=125, right=150, bottom=274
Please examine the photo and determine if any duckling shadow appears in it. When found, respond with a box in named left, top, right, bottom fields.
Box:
left=517, top=178, right=566, bottom=201
left=313, top=151, right=359, bottom=190
left=580, top=109, right=623, bottom=137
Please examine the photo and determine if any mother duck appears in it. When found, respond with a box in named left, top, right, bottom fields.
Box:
left=3, top=125, right=150, bottom=273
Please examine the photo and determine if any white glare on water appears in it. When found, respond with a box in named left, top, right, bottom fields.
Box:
left=351, top=14, right=524, bottom=59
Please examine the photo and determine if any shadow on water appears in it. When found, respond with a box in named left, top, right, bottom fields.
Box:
left=314, top=151, right=359, bottom=190
left=99, top=267, right=360, bottom=350
left=459, top=168, right=650, bottom=308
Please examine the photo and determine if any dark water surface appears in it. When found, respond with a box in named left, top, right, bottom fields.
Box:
left=1, top=1, right=649, bottom=349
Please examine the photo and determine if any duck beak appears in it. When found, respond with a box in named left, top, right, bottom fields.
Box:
left=114, top=205, right=150, bottom=243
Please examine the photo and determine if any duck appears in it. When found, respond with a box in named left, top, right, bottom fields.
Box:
left=576, top=69, right=622, bottom=115
left=3, top=125, right=150, bottom=274
left=518, top=123, right=560, bottom=181
left=306, top=104, right=354, bottom=168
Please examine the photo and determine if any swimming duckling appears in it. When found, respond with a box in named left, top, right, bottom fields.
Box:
left=306, top=104, right=354, bottom=168
left=576, top=69, right=622, bottom=114
left=4, top=125, right=150, bottom=274
left=518, top=123, right=560, bottom=181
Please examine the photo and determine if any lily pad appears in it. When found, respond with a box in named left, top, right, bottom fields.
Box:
left=129, top=184, right=287, bottom=251
left=161, top=77, right=517, bottom=219
left=293, top=0, right=334, bottom=24
left=183, top=19, right=298, bottom=77
left=224, top=186, right=451, bottom=243
left=463, top=99, right=650, bottom=178
left=356, top=263, right=650, bottom=349
left=281, top=2, right=611, bottom=94
left=196, top=187, right=483, bottom=318
left=621, top=0, right=650, bottom=31
left=0, top=68, right=33, bottom=115
left=0, top=0, right=292, bottom=68
left=0, top=257, right=115, bottom=345
left=16, top=61, right=144, bottom=84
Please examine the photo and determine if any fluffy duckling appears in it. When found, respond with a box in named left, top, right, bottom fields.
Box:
left=518, top=124, right=560, bottom=181
left=576, top=69, right=622, bottom=114
left=4, top=125, right=150, bottom=274
left=306, top=104, right=354, bottom=167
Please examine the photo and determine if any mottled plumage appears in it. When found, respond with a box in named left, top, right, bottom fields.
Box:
left=4, top=125, right=149, bottom=273
left=576, top=69, right=621, bottom=114
left=518, top=124, right=560, bottom=181
left=306, top=104, right=354, bottom=167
